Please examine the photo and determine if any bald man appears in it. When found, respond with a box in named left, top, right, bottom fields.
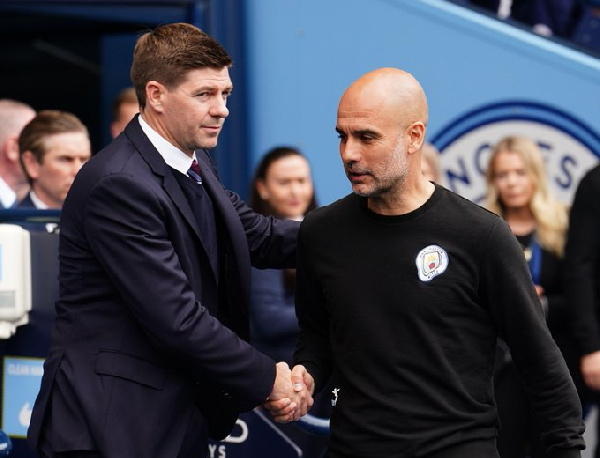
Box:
left=266, top=68, right=584, bottom=457
left=0, top=99, right=35, bottom=207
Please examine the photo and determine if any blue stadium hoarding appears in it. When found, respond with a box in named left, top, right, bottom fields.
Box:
left=431, top=100, right=600, bottom=203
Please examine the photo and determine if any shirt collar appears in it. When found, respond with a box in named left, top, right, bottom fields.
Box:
left=138, top=115, right=196, bottom=175
left=30, top=191, right=48, bottom=209
left=30, top=191, right=60, bottom=233
left=0, top=177, right=16, bottom=208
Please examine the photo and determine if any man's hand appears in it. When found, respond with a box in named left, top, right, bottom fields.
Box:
left=581, top=351, right=600, bottom=391
left=264, top=364, right=314, bottom=422
left=289, top=364, right=314, bottom=421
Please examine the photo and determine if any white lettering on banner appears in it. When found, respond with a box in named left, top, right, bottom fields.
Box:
left=432, top=102, right=600, bottom=206
left=6, top=362, right=44, bottom=376
left=31, top=365, right=44, bottom=376
left=208, top=444, right=226, bottom=458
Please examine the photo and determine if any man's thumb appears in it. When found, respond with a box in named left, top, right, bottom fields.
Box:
left=291, top=365, right=306, bottom=391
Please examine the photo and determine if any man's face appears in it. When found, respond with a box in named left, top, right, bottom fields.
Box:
left=160, top=67, right=232, bottom=155
left=336, top=99, right=409, bottom=199
left=26, top=131, right=91, bottom=208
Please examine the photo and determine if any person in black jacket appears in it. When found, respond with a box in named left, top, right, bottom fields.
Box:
left=266, top=67, right=585, bottom=458
left=565, top=163, right=600, bottom=458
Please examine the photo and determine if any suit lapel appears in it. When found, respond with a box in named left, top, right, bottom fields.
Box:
left=196, top=150, right=250, bottom=282
left=124, top=118, right=218, bottom=281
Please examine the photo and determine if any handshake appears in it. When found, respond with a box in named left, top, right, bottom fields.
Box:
left=264, top=362, right=315, bottom=423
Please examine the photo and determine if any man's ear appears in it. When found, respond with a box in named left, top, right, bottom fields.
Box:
left=21, top=150, right=39, bottom=180
left=5, top=136, right=21, bottom=163
left=146, top=81, right=166, bottom=113
left=406, top=122, right=426, bottom=155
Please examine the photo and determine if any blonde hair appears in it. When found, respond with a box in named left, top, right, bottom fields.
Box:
left=421, top=142, right=442, bottom=183
left=485, top=136, right=568, bottom=257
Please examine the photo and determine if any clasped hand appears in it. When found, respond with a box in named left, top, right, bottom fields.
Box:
left=264, top=362, right=315, bottom=423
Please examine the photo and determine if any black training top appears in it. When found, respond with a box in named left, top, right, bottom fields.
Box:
left=294, top=185, right=584, bottom=458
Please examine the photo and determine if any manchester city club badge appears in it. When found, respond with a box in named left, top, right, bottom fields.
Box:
left=416, top=245, right=449, bottom=282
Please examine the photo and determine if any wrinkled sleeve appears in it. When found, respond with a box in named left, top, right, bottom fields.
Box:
left=228, top=190, right=300, bottom=269
left=482, top=218, right=584, bottom=454
left=293, top=221, right=333, bottom=393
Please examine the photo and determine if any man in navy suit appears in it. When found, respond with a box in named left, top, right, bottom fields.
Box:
left=28, top=23, right=309, bottom=458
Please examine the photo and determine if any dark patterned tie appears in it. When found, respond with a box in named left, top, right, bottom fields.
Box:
left=187, top=159, right=203, bottom=184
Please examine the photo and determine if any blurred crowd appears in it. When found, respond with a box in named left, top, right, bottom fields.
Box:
left=0, top=88, right=136, bottom=220
left=460, top=0, right=600, bottom=53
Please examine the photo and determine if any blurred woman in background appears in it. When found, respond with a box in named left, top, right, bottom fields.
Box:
left=248, top=145, right=316, bottom=363
left=486, top=135, right=582, bottom=458
left=249, top=146, right=328, bottom=457
left=421, top=141, right=443, bottom=184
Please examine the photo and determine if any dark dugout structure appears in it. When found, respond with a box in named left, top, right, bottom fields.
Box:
left=0, top=0, right=250, bottom=195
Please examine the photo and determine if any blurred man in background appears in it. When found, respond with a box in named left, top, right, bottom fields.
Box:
left=110, top=87, right=138, bottom=139
left=17, top=110, right=90, bottom=209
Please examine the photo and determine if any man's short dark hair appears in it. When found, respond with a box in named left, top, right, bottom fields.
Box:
left=130, top=22, right=233, bottom=109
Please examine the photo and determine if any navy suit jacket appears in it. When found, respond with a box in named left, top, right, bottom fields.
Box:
left=28, top=117, right=299, bottom=457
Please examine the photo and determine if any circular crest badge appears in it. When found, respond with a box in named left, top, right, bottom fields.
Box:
left=416, top=245, right=449, bottom=282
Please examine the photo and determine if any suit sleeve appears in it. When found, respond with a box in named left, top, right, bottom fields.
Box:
left=482, top=218, right=584, bottom=453
left=197, top=148, right=299, bottom=269
left=83, top=173, right=275, bottom=409
left=564, top=170, right=600, bottom=356
left=227, top=189, right=300, bottom=269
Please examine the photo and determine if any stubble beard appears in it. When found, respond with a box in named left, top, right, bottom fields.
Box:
left=353, top=143, right=409, bottom=201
